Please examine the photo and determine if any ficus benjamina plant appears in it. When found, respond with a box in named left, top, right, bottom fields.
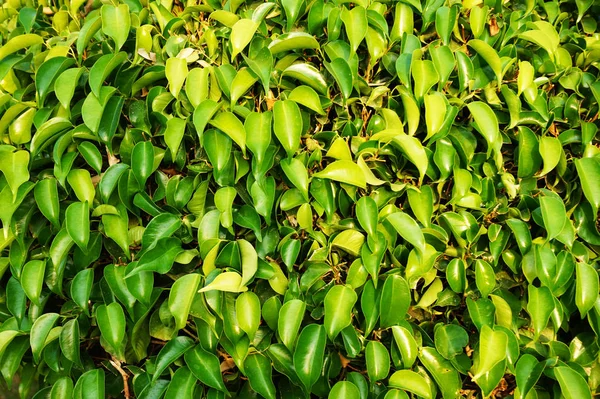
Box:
left=0, top=0, right=599, bottom=397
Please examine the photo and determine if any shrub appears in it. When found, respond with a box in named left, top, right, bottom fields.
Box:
left=0, top=0, right=599, bottom=397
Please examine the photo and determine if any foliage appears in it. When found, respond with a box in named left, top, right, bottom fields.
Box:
left=0, top=0, right=599, bottom=397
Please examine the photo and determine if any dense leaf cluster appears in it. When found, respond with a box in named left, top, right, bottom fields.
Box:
left=0, top=0, right=599, bottom=397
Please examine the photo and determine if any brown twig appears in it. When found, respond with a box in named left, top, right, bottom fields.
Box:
left=109, top=358, right=131, bottom=399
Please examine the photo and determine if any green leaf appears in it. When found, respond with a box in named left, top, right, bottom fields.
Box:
left=434, top=324, right=468, bottom=360
left=386, top=212, right=425, bottom=256
left=238, top=238, right=257, bottom=288
left=50, top=377, right=73, bottom=399
left=467, top=101, right=502, bottom=167
left=324, top=58, right=354, bottom=101
left=468, top=39, right=503, bottom=84
left=78, top=142, right=103, bottom=174
left=185, top=344, right=228, bottom=392
left=67, top=169, right=96, bottom=204
left=538, top=136, right=562, bottom=177
left=293, top=324, right=327, bottom=393
left=199, top=271, right=247, bottom=293
left=101, top=4, right=131, bottom=51
left=70, top=269, right=93, bottom=315
left=288, top=86, right=325, bottom=115
left=278, top=299, right=306, bottom=351
left=539, top=195, right=567, bottom=240
left=209, top=111, right=246, bottom=155
left=36, top=56, right=75, bottom=107
left=412, top=59, right=438, bottom=101
left=391, top=135, right=428, bottom=184
left=554, top=366, right=592, bottom=399
left=164, top=367, right=198, bottom=399
left=269, top=32, right=320, bottom=54
left=332, top=229, right=365, bottom=257
left=30, top=313, right=59, bottom=363
left=576, top=262, right=599, bottom=318
left=313, top=160, right=366, bottom=188
left=73, top=370, right=104, bottom=399
left=244, top=353, right=276, bottom=399
left=273, top=100, right=302, bottom=158
left=517, top=126, right=542, bottom=178
left=0, top=34, right=43, bottom=60
left=245, top=111, right=272, bottom=163
left=435, top=6, right=456, bottom=45
left=131, top=141, right=155, bottom=188
left=0, top=330, right=20, bottom=360
left=281, top=0, right=305, bottom=31
left=574, top=157, right=600, bottom=214
left=475, top=259, right=495, bottom=298
left=88, top=52, right=127, bottom=98
left=34, top=178, right=59, bottom=227
left=154, top=336, right=195, bottom=382
left=169, top=274, right=201, bottom=330
left=365, top=341, right=390, bottom=382
left=76, top=16, right=102, bottom=57
left=127, top=237, right=182, bottom=276
left=526, top=285, right=554, bottom=339
left=281, top=157, right=309, bottom=201
left=419, top=347, right=462, bottom=399
left=230, top=19, right=258, bottom=58
left=392, top=326, right=418, bottom=368
left=519, top=21, right=559, bottom=61
left=329, top=381, right=360, bottom=399
left=282, top=63, right=328, bottom=94
left=185, top=68, right=209, bottom=108
left=165, top=117, right=187, bottom=161
left=341, top=6, right=367, bottom=53
left=515, top=354, right=545, bottom=399
left=472, top=325, right=507, bottom=380
left=379, top=275, right=410, bottom=328
left=166, top=57, right=188, bottom=98
left=356, top=196, right=378, bottom=238
left=324, top=284, right=357, bottom=340
left=60, top=319, right=81, bottom=366
left=389, top=370, right=432, bottom=399
left=0, top=149, right=30, bottom=198
left=20, top=260, right=45, bottom=307
left=236, top=291, right=261, bottom=340
left=55, top=68, right=84, bottom=111
left=96, top=302, right=126, bottom=360
left=65, top=201, right=90, bottom=252
left=230, top=68, right=258, bottom=105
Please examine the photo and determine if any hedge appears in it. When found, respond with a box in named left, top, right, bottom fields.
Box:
left=0, top=0, right=599, bottom=397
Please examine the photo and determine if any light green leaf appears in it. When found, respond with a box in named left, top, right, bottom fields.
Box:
left=273, top=100, right=302, bottom=158
left=386, top=212, right=426, bottom=256
left=539, top=195, right=566, bottom=240
left=65, top=201, right=90, bottom=252
left=231, top=19, right=258, bottom=58
left=101, top=4, right=130, bottom=51
left=166, top=57, right=188, bottom=98
left=199, top=272, right=247, bottom=293
left=554, top=366, right=592, bottom=399
left=209, top=111, right=247, bottom=155
left=324, top=285, right=357, bottom=340
left=468, top=39, right=503, bottom=84
left=169, top=274, right=201, bottom=330
left=313, top=160, right=366, bottom=188
left=575, top=262, right=599, bottom=318
left=472, top=325, right=507, bottom=380
left=165, top=117, right=187, bottom=161
left=389, top=370, right=432, bottom=399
